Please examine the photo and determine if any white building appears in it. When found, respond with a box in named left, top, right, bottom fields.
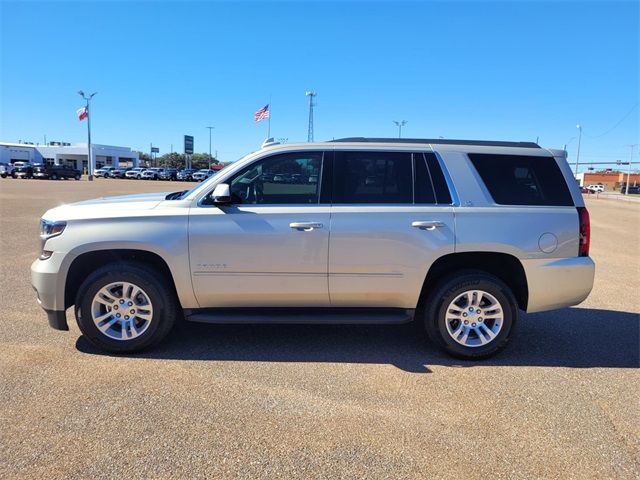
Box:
left=0, top=142, right=139, bottom=172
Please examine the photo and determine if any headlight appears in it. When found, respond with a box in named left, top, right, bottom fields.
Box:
left=40, top=219, right=66, bottom=239
left=39, top=219, right=66, bottom=259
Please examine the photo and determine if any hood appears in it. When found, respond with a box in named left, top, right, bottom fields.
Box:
left=42, top=192, right=171, bottom=222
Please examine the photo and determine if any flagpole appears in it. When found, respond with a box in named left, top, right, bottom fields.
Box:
left=267, top=95, right=272, bottom=139
left=78, top=90, right=97, bottom=181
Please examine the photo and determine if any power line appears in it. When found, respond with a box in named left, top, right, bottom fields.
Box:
left=583, top=103, right=639, bottom=139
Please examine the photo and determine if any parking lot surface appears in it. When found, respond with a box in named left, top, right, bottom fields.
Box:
left=0, top=178, right=638, bottom=479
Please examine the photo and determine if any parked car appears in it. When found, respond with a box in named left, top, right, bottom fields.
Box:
left=0, top=162, right=15, bottom=178
left=95, top=167, right=117, bottom=178
left=32, top=137, right=595, bottom=359
left=33, top=164, right=82, bottom=180
left=586, top=184, right=604, bottom=193
left=12, top=162, right=35, bottom=178
left=110, top=167, right=131, bottom=179
left=579, top=186, right=590, bottom=193
left=140, top=168, right=164, bottom=180
left=177, top=169, right=197, bottom=181
left=620, top=184, right=640, bottom=194
left=192, top=169, right=217, bottom=182
left=159, top=168, right=178, bottom=181
left=125, top=168, right=146, bottom=179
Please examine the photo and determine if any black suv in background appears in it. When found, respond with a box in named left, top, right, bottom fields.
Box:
left=159, top=168, right=178, bottom=181
left=620, top=184, right=640, bottom=194
left=110, top=167, right=130, bottom=178
left=177, top=169, right=197, bottom=181
left=33, top=164, right=82, bottom=180
left=12, top=162, right=35, bottom=178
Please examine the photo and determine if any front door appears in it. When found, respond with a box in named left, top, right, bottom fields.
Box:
left=188, top=151, right=330, bottom=308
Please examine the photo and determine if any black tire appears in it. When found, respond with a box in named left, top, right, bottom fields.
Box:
left=422, top=271, right=518, bottom=360
left=1, top=173, right=6, bottom=178
left=74, top=174, right=81, bottom=180
left=74, top=262, right=178, bottom=353
left=51, top=174, right=58, bottom=180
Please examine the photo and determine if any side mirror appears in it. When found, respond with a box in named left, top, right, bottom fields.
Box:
left=212, top=183, right=232, bottom=204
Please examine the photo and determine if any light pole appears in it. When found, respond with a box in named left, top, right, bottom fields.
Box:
left=206, top=126, right=215, bottom=162
left=393, top=120, right=407, bottom=138
left=78, top=90, right=97, bottom=181
left=574, top=124, right=582, bottom=177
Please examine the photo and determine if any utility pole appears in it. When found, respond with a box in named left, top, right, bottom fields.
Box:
left=574, top=124, right=582, bottom=177
left=78, top=90, right=97, bottom=181
left=206, top=126, right=215, bottom=162
left=305, top=91, right=316, bottom=142
left=393, top=120, right=407, bottom=138
left=625, top=144, right=638, bottom=195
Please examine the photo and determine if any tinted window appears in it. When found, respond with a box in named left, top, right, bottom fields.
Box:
left=426, top=153, right=452, bottom=204
left=469, top=154, right=573, bottom=206
left=413, top=153, right=436, bottom=204
left=228, top=152, right=323, bottom=204
left=334, top=151, right=412, bottom=204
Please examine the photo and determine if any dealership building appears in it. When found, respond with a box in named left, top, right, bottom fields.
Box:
left=0, top=141, right=139, bottom=172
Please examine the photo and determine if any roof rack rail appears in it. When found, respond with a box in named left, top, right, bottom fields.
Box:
left=329, top=137, right=541, bottom=148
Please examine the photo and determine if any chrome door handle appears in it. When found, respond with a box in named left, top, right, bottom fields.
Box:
left=412, top=221, right=445, bottom=230
left=289, top=222, right=323, bottom=231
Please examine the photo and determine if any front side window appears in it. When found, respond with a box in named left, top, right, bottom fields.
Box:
left=227, top=152, right=323, bottom=204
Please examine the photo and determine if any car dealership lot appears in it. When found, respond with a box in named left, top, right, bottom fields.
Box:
left=0, top=179, right=638, bottom=479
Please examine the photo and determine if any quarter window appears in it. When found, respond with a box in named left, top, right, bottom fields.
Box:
left=468, top=154, right=573, bottom=206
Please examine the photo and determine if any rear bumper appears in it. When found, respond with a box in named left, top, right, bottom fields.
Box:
left=523, top=256, right=595, bottom=313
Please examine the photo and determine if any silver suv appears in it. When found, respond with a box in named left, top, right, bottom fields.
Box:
left=31, top=138, right=595, bottom=359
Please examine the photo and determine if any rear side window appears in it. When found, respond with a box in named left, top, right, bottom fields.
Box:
left=414, top=152, right=452, bottom=204
left=333, top=151, right=413, bottom=204
left=468, top=154, right=573, bottom=206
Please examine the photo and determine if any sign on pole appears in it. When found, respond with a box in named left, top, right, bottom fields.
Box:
left=151, top=147, right=159, bottom=153
left=184, top=135, right=194, bottom=155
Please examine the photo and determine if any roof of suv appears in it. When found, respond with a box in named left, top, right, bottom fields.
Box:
left=329, top=137, right=541, bottom=148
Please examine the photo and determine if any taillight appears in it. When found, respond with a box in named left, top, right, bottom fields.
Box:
left=577, top=207, right=590, bottom=257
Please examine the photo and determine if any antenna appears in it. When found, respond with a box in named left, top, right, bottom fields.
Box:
left=305, top=91, right=317, bottom=142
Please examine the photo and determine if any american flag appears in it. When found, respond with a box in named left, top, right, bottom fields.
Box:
left=254, top=104, right=270, bottom=122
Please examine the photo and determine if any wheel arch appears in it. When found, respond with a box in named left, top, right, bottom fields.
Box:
left=420, top=252, right=529, bottom=311
left=64, top=249, right=180, bottom=310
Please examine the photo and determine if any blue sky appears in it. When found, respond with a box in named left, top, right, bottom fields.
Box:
left=1, top=0, right=638, bottom=169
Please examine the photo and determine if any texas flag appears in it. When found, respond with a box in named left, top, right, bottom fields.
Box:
left=77, top=106, right=88, bottom=121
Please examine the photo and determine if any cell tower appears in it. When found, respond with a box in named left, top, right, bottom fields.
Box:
left=305, top=91, right=317, bottom=142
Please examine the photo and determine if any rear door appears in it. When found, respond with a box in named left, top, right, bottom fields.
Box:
left=328, top=150, right=456, bottom=308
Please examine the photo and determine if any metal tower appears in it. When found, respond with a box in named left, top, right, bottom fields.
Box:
left=305, top=91, right=317, bottom=142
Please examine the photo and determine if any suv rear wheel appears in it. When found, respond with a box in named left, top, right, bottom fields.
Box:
left=75, top=262, right=177, bottom=353
left=422, top=271, right=518, bottom=359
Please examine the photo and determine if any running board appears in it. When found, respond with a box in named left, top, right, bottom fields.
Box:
left=184, top=308, right=415, bottom=325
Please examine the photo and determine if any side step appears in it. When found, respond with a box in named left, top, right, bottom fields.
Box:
left=185, top=308, right=415, bottom=325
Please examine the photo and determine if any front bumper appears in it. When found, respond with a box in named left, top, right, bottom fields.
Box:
left=31, top=253, right=75, bottom=331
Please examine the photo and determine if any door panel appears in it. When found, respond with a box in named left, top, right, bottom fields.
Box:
left=189, top=205, right=330, bottom=307
left=328, top=206, right=455, bottom=308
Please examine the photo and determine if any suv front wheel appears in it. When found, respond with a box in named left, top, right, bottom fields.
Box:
left=75, top=262, right=177, bottom=353
left=423, top=271, right=518, bottom=359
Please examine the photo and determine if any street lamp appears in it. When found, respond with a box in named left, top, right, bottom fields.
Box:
left=393, top=120, right=407, bottom=138
left=574, top=124, right=582, bottom=177
left=78, top=90, right=97, bottom=181
left=206, top=126, right=215, bottom=162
